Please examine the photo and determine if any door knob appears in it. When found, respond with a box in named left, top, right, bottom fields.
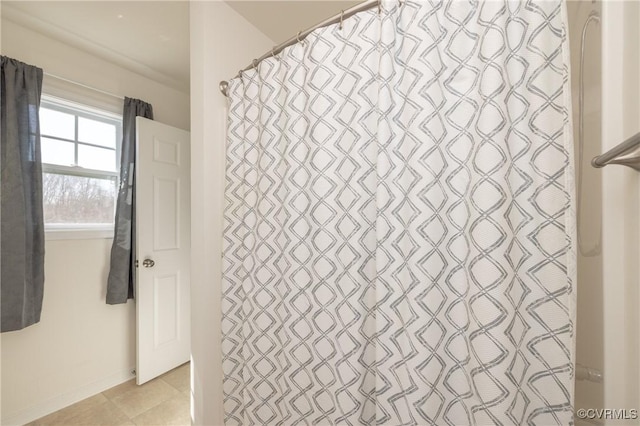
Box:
left=142, top=258, right=155, bottom=268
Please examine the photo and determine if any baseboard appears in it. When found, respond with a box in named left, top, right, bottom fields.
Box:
left=1, top=367, right=136, bottom=426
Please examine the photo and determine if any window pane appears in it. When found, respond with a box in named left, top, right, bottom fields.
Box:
left=40, top=108, right=75, bottom=140
left=78, top=117, right=117, bottom=148
left=78, top=145, right=116, bottom=172
left=43, top=173, right=116, bottom=224
left=41, top=137, right=75, bottom=166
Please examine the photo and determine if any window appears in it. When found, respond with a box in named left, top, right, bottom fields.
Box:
left=40, top=96, right=122, bottom=239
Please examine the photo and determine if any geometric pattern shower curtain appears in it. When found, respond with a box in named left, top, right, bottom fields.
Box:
left=222, top=1, right=576, bottom=425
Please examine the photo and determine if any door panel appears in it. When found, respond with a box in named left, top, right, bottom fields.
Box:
left=154, top=177, right=180, bottom=250
left=136, top=117, right=190, bottom=385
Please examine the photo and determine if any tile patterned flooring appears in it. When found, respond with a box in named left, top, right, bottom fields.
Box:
left=28, top=362, right=190, bottom=426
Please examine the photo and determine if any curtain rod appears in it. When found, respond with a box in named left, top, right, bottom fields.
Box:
left=592, top=132, right=640, bottom=171
left=44, top=72, right=124, bottom=100
left=219, top=0, right=380, bottom=97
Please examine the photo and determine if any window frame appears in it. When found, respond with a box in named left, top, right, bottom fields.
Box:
left=40, top=95, right=123, bottom=240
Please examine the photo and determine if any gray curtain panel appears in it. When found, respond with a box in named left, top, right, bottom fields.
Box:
left=106, top=97, right=153, bottom=304
left=1, top=56, right=45, bottom=332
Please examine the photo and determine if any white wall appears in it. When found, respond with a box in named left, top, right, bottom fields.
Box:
left=600, top=0, right=640, bottom=418
left=1, top=240, right=134, bottom=425
left=1, top=17, right=190, bottom=425
left=189, top=3, right=273, bottom=425
left=1, top=19, right=190, bottom=130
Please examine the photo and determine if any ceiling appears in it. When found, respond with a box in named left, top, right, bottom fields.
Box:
left=3, top=1, right=191, bottom=92
left=227, top=1, right=361, bottom=45
left=1, top=1, right=361, bottom=93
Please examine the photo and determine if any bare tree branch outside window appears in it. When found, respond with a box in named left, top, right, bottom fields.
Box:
left=43, top=173, right=116, bottom=224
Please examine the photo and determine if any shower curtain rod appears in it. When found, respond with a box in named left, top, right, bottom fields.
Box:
left=592, top=132, right=640, bottom=171
left=219, top=0, right=380, bottom=97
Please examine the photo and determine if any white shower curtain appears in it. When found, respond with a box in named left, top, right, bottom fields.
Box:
left=222, top=1, right=576, bottom=425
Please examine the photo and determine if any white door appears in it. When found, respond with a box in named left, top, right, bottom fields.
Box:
left=136, top=117, right=190, bottom=385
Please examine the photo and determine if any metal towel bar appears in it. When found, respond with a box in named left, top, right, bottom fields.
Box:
left=592, top=132, right=640, bottom=171
left=576, top=363, right=603, bottom=383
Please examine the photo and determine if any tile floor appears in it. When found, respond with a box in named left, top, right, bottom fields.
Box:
left=28, top=362, right=190, bottom=426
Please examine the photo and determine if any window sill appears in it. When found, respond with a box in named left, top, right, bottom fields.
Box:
left=45, top=225, right=114, bottom=241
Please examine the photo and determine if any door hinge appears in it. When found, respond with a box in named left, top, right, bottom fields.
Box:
left=135, top=260, right=139, bottom=268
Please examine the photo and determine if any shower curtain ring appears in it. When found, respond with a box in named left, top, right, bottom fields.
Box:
left=340, top=10, right=344, bottom=30
left=378, top=0, right=382, bottom=15
left=297, top=31, right=303, bottom=44
left=272, top=47, right=278, bottom=59
left=253, top=59, right=259, bottom=70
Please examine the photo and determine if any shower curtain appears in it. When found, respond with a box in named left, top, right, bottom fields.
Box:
left=222, top=0, right=576, bottom=425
